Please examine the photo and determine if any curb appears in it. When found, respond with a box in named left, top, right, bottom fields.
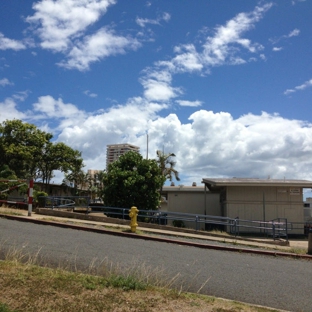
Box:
left=1, top=213, right=312, bottom=260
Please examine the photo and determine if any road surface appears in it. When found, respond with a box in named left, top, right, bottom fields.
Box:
left=0, top=218, right=311, bottom=311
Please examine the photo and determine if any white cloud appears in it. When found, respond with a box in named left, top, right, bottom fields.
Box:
left=288, top=29, right=300, bottom=37
left=3, top=93, right=312, bottom=182
left=27, top=0, right=116, bottom=52
left=200, top=4, right=271, bottom=67
left=284, top=79, right=312, bottom=95
left=169, top=44, right=203, bottom=73
left=84, top=90, right=98, bottom=98
left=161, top=4, right=271, bottom=75
left=139, top=3, right=272, bottom=104
left=58, top=27, right=141, bottom=71
left=272, top=47, right=283, bottom=52
left=136, top=12, right=171, bottom=27
left=0, top=78, right=13, bottom=87
left=140, top=69, right=182, bottom=101
left=0, top=97, right=28, bottom=122
left=292, top=0, right=306, bottom=5
left=270, top=28, right=300, bottom=45
left=26, top=0, right=141, bottom=71
left=0, top=33, right=26, bottom=50
left=32, top=95, right=88, bottom=130
left=176, top=100, right=202, bottom=107
left=54, top=103, right=312, bottom=182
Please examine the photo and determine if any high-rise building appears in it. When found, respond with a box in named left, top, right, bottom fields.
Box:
left=106, top=143, right=140, bottom=168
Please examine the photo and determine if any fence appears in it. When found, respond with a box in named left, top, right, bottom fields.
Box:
left=86, top=205, right=290, bottom=240
left=40, top=200, right=293, bottom=240
left=0, top=179, right=33, bottom=216
left=42, top=196, right=90, bottom=209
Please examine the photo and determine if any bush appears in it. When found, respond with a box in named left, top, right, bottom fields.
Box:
left=34, top=191, right=48, bottom=207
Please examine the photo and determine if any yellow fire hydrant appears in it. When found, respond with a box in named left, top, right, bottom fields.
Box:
left=129, top=206, right=139, bottom=233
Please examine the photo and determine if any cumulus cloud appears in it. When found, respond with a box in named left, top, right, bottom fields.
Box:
left=140, top=69, right=182, bottom=101
left=0, top=97, right=28, bottom=122
left=284, top=79, right=312, bottom=95
left=58, top=27, right=141, bottom=71
left=53, top=102, right=312, bottom=183
left=0, top=33, right=26, bottom=50
left=26, top=0, right=116, bottom=52
left=26, top=0, right=140, bottom=71
left=32, top=95, right=89, bottom=130
left=2, top=92, right=312, bottom=183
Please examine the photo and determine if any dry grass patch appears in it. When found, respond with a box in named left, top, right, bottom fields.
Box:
left=0, top=256, right=280, bottom=312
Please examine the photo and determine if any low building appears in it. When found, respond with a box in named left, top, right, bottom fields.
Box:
left=160, top=183, right=219, bottom=229
left=202, top=178, right=312, bottom=234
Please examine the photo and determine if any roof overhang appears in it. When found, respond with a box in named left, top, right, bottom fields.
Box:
left=162, top=186, right=205, bottom=192
left=202, top=178, right=312, bottom=191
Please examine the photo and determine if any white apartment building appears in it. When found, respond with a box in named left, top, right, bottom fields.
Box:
left=106, top=143, right=140, bottom=168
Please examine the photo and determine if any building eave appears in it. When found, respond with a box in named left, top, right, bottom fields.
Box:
left=201, top=178, right=312, bottom=189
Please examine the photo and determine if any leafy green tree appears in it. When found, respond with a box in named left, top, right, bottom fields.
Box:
left=0, top=119, right=52, bottom=178
left=102, top=151, right=165, bottom=210
left=0, top=120, right=84, bottom=190
left=37, top=142, right=84, bottom=190
left=0, top=165, right=17, bottom=180
left=65, top=168, right=88, bottom=195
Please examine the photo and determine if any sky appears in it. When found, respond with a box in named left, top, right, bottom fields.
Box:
left=0, top=0, right=312, bottom=197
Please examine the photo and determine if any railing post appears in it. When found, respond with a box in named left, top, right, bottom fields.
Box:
left=308, top=229, right=312, bottom=255
left=272, top=222, right=276, bottom=240
left=235, top=217, right=239, bottom=237
left=195, top=215, right=199, bottom=231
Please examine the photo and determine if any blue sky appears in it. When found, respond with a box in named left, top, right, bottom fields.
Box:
left=1, top=0, right=312, bottom=196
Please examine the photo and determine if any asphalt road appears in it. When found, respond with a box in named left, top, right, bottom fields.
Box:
left=0, top=218, right=311, bottom=312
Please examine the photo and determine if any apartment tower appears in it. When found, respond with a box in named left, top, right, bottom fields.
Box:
left=106, top=143, right=140, bottom=169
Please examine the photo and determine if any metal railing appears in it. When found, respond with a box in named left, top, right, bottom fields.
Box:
left=87, top=205, right=240, bottom=235
left=42, top=201, right=293, bottom=240
left=43, top=196, right=90, bottom=209
left=233, top=218, right=289, bottom=240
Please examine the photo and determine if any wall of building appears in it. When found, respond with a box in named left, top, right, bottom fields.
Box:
left=224, top=186, right=304, bottom=234
left=160, top=188, right=220, bottom=230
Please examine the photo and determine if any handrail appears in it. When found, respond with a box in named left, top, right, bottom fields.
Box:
left=43, top=201, right=290, bottom=240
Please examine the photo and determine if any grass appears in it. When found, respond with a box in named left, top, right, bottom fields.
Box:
left=0, top=246, right=280, bottom=312
left=0, top=208, right=24, bottom=216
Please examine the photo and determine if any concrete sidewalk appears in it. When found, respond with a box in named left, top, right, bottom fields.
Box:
left=0, top=207, right=310, bottom=258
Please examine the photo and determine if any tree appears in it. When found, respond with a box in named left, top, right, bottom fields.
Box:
left=156, top=150, right=180, bottom=183
left=0, top=165, right=18, bottom=200
left=85, top=170, right=105, bottom=201
left=0, top=119, right=52, bottom=178
left=64, top=165, right=88, bottom=196
left=37, top=142, right=84, bottom=190
left=101, top=151, right=165, bottom=210
left=0, top=120, right=84, bottom=189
